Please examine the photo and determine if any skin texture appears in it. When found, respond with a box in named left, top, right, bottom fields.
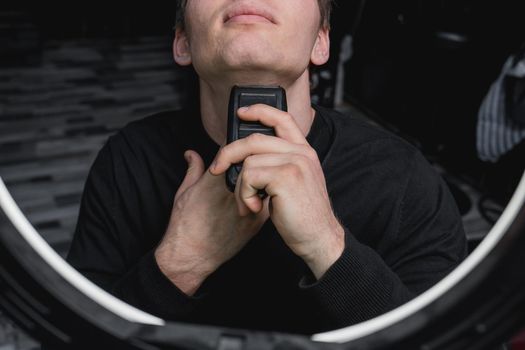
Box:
left=155, top=0, right=344, bottom=296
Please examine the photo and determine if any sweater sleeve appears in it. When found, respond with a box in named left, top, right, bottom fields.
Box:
left=66, top=137, right=206, bottom=322
left=298, top=150, right=467, bottom=332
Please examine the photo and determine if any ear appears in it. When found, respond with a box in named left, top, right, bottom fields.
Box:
left=173, top=27, right=192, bottom=66
left=310, top=27, right=330, bottom=66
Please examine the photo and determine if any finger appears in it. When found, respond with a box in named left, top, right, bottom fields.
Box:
left=237, top=104, right=308, bottom=145
left=175, top=150, right=205, bottom=201
left=211, top=133, right=308, bottom=175
left=239, top=154, right=316, bottom=214
left=242, top=153, right=309, bottom=171
left=236, top=154, right=302, bottom=216
left=239, top=167, right=268, bottom=214
left=234, top=170, right=253, bottom=217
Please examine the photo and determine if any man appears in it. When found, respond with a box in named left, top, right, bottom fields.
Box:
left=67, top=0, right=467, bottom=334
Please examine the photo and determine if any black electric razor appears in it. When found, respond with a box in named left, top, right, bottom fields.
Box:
left=226, top=85, right=288, bottom=192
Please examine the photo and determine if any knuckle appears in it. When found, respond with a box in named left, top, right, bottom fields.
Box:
left=216, top=147, right=226, bottom=159
left=241, top=167, right=251, bottom=179
left=278, top=113, right=293, bottom=127
left=304, top=147, right=318, bottom=161
left=292, top=154, right=312, bottom=170
left=284, top=163, right=302, bottom=179
left=247, top=132, right=265, bottom=143
left=174, top=192, right=189, bottom=210
left=241, top=167, right=254, bottom=183
left=283, top=112, right=293, bottom=122
left=243, top=155, right=256, bottom=168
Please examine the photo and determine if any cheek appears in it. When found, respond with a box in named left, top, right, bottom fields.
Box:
left=185, top=1, right=222, bottom=42
left=288, top=0, right=321, bottom=28
left=186, top=20, right=222, bottom=65
left=281, top=4, right=321, bottom=51
left=280, top=28, right=319, bottom=64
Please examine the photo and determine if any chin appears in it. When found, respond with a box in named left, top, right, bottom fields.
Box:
left=222, top=42, right=284, bottom=69
left=230, top=54, right=277, bottom=71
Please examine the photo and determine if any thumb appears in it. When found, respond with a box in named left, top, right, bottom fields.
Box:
left=175, top=150, right=205, bottom=201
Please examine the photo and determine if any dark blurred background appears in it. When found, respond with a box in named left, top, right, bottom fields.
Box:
left=343, top=0, right=525, bottom=204
left=0, top=1, right=524, bottom=349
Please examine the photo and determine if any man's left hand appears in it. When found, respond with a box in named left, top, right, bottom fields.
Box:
left=210, top=104, right=345, bottom=279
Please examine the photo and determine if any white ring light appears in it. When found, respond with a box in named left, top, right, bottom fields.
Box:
left=0, top=176, right=165, bottom=327
left=312, top=170, right=525, bottom=343
left=1, top=169, right=524, bottom=346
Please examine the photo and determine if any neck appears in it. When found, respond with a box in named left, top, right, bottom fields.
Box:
left=199, top=70, right=315, bottom=146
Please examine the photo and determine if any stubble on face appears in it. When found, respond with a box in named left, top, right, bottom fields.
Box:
left=183, top=0, right=322, bottom=86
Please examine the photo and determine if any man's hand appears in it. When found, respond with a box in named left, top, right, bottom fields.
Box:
left=155, top=150, right=269, bottom=296
left=210, top=104, right=345, bottom=280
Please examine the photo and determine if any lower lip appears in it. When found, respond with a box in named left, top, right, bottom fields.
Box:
left=226, top=15, right=272, bottom=24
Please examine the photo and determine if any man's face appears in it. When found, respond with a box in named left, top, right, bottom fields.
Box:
left=174, top=0, right=330, bottom=84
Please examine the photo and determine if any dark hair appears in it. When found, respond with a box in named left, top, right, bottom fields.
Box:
left=175, top=0, right=332, bottom=30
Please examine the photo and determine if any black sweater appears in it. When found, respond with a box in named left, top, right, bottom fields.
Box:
left=66, top=104, right=467, bottom=334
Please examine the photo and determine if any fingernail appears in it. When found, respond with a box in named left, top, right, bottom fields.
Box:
left=238, top=106, right=249, bottom=113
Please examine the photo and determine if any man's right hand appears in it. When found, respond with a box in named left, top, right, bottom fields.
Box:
left=154, top=150, right=270, bottom=296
